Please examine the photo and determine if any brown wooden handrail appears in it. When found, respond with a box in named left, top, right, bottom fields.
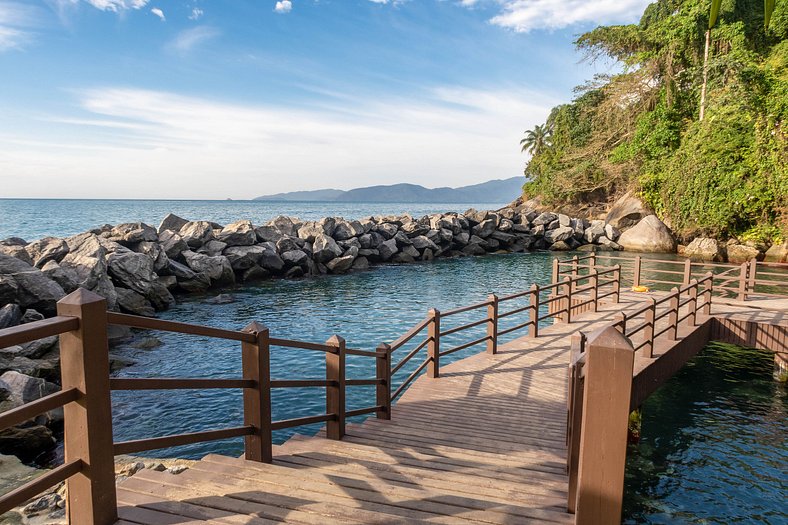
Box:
left=109, top=378, right=253, bottom=390
left=389, top=315, right=431, bottom=351
left=107, top=311, right=255, bottom=342
left=0, top=460, right=83, bottom=514
left=441, top=299, right=493, bottom=317
left=0, top=387, right=80, bottom=431
left=0, top=315, right=79, bottom=349
left=114, top=426, right=254, bottom=455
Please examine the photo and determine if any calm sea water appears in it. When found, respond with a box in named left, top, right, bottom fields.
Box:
left=624, top=342, right=787, bottom=523
left=0, top=199, right=505, bottom=241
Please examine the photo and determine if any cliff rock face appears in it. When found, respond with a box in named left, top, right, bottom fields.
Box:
left=605, top=192, right=653, bottom=231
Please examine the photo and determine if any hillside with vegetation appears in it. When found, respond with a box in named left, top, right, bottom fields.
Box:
left=521, top=0, right=787, bottom=244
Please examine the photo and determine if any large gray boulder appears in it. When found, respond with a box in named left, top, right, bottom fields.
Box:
left=378, top=238, right=399, bottom=261
left=411, top=236, right=439, bottom=252
left=179, top=221, right=214, bottom=248
left=158, top=213, right=189, bottom=234
left=259, top=250, right=285, bottom=273
left=584, top=222, right=606, bottom=243
left=130, top=241, right=169, bottom=273
left=0, top=276, right=17, bottom=306
left=0, top=254, right=34, bottom=275
left=282, top=250, right=309, bottom=267
left=0, top=371, right=60, bottom=425
left=197, top=239, right=228, bottom=257
left=333, top=220, right=364, bottom=241
left=0, top=244, right=33, bottom=266
left=108, top=252, right=155, bottom=295
left=376, top=223, right=398, bottom=239
left=764, top=241, right=788, bottom=263
left=223, top=245, right=266, bottom=271
left=216, top=220, right=256, bottom=246
left=182, top=251, right=235, bottom=285
left=544, top=226, right=574, bottom=244
left=326, top=254, right=355, bottom=273
left=59, top=236, right=117, bottom=309
left=9, top=271, right=66, bottom=314
left=727, top=244, right=760, bottom=263
left=255, top=225, right=284, bottom=243
left=617, top=215, right=676, bottom=253
left=109, top=222, right=158, bottom=245
left=158, top=230, right=189, bottom=259
left=0, top=304, right=22, bottom=329
left=532, top=212, right=557, bottom=226
left=471, top=219, right=497, bottom=238
left=605, top=191, right=653, bottom=230
left=115, top=288, right=155, bottom=317
left=312, top=234, right=343, bottom=263
left=24, top=238, right=69, bottom=268
left=684, top=237, right=725, bottom=262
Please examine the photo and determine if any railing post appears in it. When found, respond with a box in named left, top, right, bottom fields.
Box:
left=668, top=288, right=679, bottom=341
left=614, top=312, right=626, bottom=335
left=633, top=256, right=642, bottom=288
left=375, top=343, right=391, bottom=420
left=241, top=322, right=272, bottom=463
left=326, top=335, right=346, bottom=440
left=590, top=269, right=599, bottom=313
left=683, top=258, right=692, bottom=286
left=574, top=327, right=635, bottom=523
left=529, top=284, right=539, bottom=339
left=737, top=262, right=748, bottom=301
left=56, top=289, right=117, bottom=525
left=428, top=308, right=440, bottom=378
left=571, top=256, right=579, bottom=292
left=613, top=264, right=621, bottom=303
left=688, top=279, right=698, bottom=326
left=644, top=297, right=656, bottom=358
left=747, top=260, right=757, bottom=300
left=486, top=294, right=499, bottom=354
left=589, top=253, right=596, bottom=271
left=564, top=276, right=573, bottom=323
left=566, top=333, right=586, bottom=514
left=703, top=272, right=713, bottom=315
left=552, top=257, right=560, bottom=284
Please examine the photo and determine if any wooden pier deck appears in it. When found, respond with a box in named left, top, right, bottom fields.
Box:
left=111, top=291, right=786, bottom=525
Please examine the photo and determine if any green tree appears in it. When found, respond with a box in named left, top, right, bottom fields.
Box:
left=519, top=124, right=552, bottom=155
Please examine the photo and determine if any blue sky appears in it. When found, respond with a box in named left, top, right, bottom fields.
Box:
left=0, top=0, right=650, bottom=199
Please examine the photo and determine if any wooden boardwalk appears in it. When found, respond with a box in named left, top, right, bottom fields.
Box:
left=112, top=291, right=778, bottom=525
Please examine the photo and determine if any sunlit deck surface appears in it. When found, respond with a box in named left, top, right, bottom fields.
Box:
left=114, top=292, right=786, bottom=525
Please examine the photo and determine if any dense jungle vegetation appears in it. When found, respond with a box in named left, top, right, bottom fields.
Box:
left=521, top=0, right=787, bottom=243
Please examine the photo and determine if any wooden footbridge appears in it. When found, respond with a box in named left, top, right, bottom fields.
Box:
left=1, top=254, right=786, bottom=524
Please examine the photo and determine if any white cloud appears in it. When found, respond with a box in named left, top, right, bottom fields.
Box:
left=188, top=7, right=203, bottom=20
left=0, top=2, right=41, bottom=51
left=0, top=85, right=557, bottom=198
left=168, top=26, right=218, bottom=53
left=486, top=0, right=650, bottom=32
left=84, top=0, right=149, bottom=12
left=150, top=7, right=164, bottom=21
left=274, top=1, right=291, bottom=14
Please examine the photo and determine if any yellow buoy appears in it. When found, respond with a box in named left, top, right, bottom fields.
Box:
left=632, top=285, right=650, bottom=293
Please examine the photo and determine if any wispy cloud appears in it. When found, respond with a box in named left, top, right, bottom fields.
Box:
left=188, top=7, right=203, bottom=20
left=168, top=25, right=219, bottom=53
left=84, top=0, right=149, bottom=11
left=0, top=1, right=43, bottom=51
left=150, top=6, right=164, bottom=21
left=485, top=0, right=650, bottom=32
left=274, top=1, right=291, bottom=14
left=0, top=85, right=557, bottom=198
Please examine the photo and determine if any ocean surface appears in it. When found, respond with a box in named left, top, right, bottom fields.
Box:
left=624, top=342, right=787, bottom=523
left=0, top=199, right=505, bottom=241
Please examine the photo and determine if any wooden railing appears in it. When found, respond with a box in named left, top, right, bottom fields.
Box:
left=555, top=254, right=788, bottom=301
left=380, top=264, right=622, bottom=387
left=0, top=289, right=386, bottom=523
left=566, top=273, right=718, bottom=521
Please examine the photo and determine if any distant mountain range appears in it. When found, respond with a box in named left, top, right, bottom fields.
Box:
left=254, top=177, right=524, bottom=203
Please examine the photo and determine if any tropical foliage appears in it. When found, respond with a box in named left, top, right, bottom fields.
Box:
left=520, top=124, right=552, bottom=155
left=522, top=0, right=788, bottom=242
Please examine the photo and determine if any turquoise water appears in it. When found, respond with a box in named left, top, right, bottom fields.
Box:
left=0, top=199, right=504, bottom=241
left=624, top=342, right=787, bottom=523
left=109, top=250, right=563, bottom=459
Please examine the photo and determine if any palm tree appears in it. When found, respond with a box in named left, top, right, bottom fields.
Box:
left=520, top=124, right=551, bottom=155
left=700, top=0, right=776, bottom=120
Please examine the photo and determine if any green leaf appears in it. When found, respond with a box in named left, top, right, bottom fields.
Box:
left=765, top=0, right=775, bottom=29
left=709, top=0, right=722, bottom=29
